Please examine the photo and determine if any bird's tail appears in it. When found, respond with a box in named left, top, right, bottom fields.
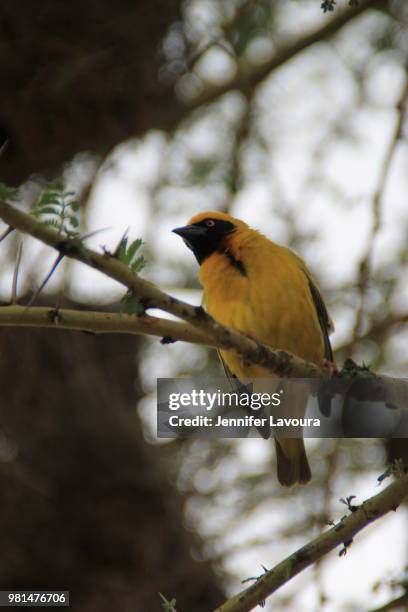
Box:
left=274, top=438, right=311, bottom=486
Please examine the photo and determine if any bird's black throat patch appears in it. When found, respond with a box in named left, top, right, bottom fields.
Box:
left=223, top=248, right=246, bottom=276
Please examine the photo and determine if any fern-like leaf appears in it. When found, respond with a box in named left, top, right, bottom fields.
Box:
left=117, top=237, right=146, bottom=274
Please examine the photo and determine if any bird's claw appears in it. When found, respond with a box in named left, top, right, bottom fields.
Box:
left=321, top=358, right=338, bottom=378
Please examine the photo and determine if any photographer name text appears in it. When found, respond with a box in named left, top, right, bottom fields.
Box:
left=167, top=415, right=321, bottom=428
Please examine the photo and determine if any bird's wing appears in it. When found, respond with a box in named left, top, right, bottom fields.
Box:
left=217, top=349, right=237, bottom=385
left=305, top=272, right=334, bottom=361
left=216, top=349, right=271, bottom=439
left=291, top=251, right=334, bottom=360
left=203, top=293, right=245, bottom=387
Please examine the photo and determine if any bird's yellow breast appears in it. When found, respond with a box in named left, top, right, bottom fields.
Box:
left=199, top=228, right=325, bottom=378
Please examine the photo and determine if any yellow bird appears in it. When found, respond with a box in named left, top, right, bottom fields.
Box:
left=173, top=211, right=334, bottom=486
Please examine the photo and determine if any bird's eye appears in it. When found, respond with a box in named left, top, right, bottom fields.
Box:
left=206, top=219, right=215, bottom=227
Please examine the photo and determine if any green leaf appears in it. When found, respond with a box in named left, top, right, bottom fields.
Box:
left=131, top=255, right=145, bottom=274
left=127, top=238, right=143, bottom=262
left=42, top=219, right=60, bottom=228
left=70, top=200, right=80, bottom=212
left=32, top=207, right=60, bottom=216
left=116, top=236, right=145, bottom=272
left=0, top=183, right=19, bottom=202
left=69, top=216, right=79, bottom=228
left=120, top=291, right=144, bottom=315
left=321, top=0, right=336, bottom=11
left=117, top=237, right=129, bottom=263
left=37, top=191, right=62, bottom=206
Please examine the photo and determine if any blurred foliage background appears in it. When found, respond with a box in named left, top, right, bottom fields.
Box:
left=0, top=1, right=408, bottom=610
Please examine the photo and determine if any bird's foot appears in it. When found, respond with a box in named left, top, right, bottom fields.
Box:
left=321, top=358, right=338, bottom=378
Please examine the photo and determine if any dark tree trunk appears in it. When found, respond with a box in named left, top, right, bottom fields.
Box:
left=0, top=322, right=223, bottom=611
left=0, top=1, right=184, bottom=184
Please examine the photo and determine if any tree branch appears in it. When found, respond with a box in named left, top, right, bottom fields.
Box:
left=0, top=305, right=215, bottom=346
left=1, top=303, right=407, bottom=409
left=369, top=591, right=408, bottom=612
left=335, top=313, right=408, bottom=355
left=182, top=0, right=384, bottom=113
left=351, top=64, right=408, bottom=344
left=213, top=471, right=408, bottom=612
left=0, top=201, right=321, bottom=378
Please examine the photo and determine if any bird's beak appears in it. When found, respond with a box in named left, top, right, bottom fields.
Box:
left=172, top=225, right=207, bottom=241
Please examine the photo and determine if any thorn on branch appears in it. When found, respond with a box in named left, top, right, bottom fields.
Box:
left=339, top=538, right=353, bottom=557
left=47, top=308, right=63, bottom=325
left=339, top=495, right=358, bottom=512
left=160, top=336, right=176, bottom=345
left=378, top=465, right=394, bottom=485
left=25, top=253, right=65, bottom=309
left=80, top=228, right=110, bottom=242
left=241, top=565, right=269, bottom=607
left=112, top=228, right=129, bottom=258
left=0, top=225, right=14, bottom=243
left=378, top=460, right=407, bottom=485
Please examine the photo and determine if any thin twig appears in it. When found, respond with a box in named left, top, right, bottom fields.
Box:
left=351, top=67, right=408, bottom=347
left=185, top=0, right=255, bottom=72
left=228, top=98, right=251, bottom=196
left=186, top=39, right=234, bottom=72
left=0, top=225, right=14, bottom=244
left=11, top=241, right=23, bottom=304
left=180, top=0, right=383, bottom=112
left=213, top=472, right=408, bottom=612
left=24, top=253, right=65, bottom=309
left=369, top=591, right=408, bottom=612
left=335, top=313, right=408, bottom=355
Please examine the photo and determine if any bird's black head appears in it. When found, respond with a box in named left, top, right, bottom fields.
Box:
left=173, top=216, right=237, bottom=264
